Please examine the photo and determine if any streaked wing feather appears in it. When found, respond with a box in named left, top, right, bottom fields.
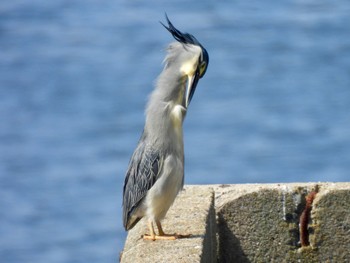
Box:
left=122, top=139, right=162, bottom=229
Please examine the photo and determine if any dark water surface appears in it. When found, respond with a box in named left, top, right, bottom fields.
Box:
left=1, top=0, right=350, bottom=262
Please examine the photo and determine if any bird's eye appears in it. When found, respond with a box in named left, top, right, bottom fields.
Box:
left=199, top=62, right=207, bottom=77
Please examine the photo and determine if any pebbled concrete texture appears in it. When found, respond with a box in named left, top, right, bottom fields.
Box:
left=120, top=186, right=216, bottom=263
left=121, top=183, right=350, bottom=263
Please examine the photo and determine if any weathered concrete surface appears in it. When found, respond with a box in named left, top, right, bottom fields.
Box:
left=215, top=183, right=350, bottom=263
left=121, top=186, right=216, bottom=263
left=121, top=183, right=350, bottom=263
left=312, top=183, right=350, bottom=262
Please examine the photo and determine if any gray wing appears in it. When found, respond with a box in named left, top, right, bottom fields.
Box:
left=122, top=135, right=163, bottom=230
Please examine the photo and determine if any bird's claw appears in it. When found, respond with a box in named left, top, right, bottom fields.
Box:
left=142, top=233, right=192, bottom=241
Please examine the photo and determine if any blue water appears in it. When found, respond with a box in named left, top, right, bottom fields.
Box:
left=1, top=0, right=350, bottom=262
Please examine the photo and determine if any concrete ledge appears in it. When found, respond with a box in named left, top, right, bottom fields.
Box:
left=121, top=186, right=216, bottom=263
left=216, top=182, right=350, bottom=262
left=121, top=183, right=350, bottom=262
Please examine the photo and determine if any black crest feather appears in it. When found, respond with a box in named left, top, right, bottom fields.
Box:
left=160, top=13, right=201, bottom=46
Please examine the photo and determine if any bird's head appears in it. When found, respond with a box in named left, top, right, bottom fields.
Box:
left=161, top=15, right=209, bottom=108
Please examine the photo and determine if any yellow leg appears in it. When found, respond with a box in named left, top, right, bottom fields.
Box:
left=155, top=220, right=176, bottom=239
left=142, top=220, right=156, bottom=240
left=156, top=220, right=165, bottom=236
left=143, top=220, right=191, bottom=240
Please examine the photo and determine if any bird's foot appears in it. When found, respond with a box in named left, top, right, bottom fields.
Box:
left=142, top=233, right=192, bottom=241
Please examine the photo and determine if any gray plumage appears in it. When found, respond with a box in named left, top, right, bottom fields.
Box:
left=122, top=15, right=209, bottom=237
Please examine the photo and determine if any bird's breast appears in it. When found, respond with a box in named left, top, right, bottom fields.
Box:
left=170, top=104, right=186, bottom=144
left=171, top=104, right=186, bottom=123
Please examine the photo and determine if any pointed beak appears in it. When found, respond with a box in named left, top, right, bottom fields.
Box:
left=185, top=70, right=200, bottom=108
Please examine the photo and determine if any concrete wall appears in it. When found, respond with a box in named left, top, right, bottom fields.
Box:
left=121, top=183, right=350, bottom=262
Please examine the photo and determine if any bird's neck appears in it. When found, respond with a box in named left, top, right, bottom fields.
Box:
left=144, top=74, right=187, bottom=151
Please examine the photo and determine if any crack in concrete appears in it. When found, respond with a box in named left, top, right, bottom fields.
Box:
left=299, top=186, right=318, bottom=247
